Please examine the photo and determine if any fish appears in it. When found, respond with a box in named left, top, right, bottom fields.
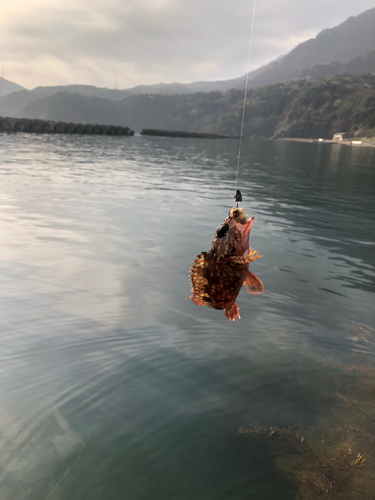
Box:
left=189, top=207, right=264, bottom=321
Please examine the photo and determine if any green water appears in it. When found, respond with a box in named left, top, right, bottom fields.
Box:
left=0, top=134, right=374, bottom=499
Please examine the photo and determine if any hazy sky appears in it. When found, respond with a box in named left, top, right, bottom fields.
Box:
left=1, top=0, right=374, bottom=90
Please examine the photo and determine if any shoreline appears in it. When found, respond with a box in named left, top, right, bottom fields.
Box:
left=277, top=137, right=375, bottom=148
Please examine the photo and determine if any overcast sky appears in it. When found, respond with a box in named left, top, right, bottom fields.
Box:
left=1, top=0, right=374, bottom=90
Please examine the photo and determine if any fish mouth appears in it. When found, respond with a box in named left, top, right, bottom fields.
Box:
left=229, top=207, right=255, bottom=253
left=245, top=216, right=254, bottom=236
left=233, top=216, right=254, bottom=255
left=237, top=216, right=254, bottom=236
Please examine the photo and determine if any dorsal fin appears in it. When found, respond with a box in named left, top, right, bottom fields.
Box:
left=189, top=252, right=210, bottom=306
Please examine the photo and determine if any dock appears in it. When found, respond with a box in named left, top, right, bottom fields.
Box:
left=141, top=128, right=240, bottom=139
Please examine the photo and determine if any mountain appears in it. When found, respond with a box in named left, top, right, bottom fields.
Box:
left=0, top=77, right=256, bottom=119
left=297, top=49, right=375, bottom=80
left=30, top=84, right=132, bottom=101
left=77, top=6, right=375, bottom=97
left=0, top=84, right=132, bottom=117
left=1, top=8, right=375, bottom=120
left=19, top=92, right=127, bottom=125
left=123, top=63, right=270, bottom=95
left=0, top=90, right=34, bottom=116
left=11, top=75, right=375, bottom=139
left=120, top=6, right=375, bottom=94
left=243, top=7, right=375, bottom=89
left=0, top=77, right=25, bottom=97
left=120, top=76, right=375, bottom=138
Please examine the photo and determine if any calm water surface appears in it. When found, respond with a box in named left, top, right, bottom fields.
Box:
left=0, top=134, right=374, bottom=499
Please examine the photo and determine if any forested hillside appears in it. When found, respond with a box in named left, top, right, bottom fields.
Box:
left=298, top=50, right=375, bottom=80
left=13, top=75, right=375, bottom=139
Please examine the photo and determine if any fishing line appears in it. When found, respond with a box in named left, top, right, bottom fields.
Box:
left=234, top=0, right=257, bottom=196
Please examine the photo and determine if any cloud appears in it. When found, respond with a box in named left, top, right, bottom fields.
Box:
left=0, top=0, right=374, bottom=89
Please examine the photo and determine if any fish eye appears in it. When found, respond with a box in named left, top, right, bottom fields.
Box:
left=216, top=224, right=229, bottom=238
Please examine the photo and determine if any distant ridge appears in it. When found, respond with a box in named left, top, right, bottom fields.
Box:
left=5, top=75, right=375, bottom=139
left=243, top=7, right=375, bottom=89
left=122, top=63, right=269, bottom=95
left=31, top=84, right=132, bottom=101
left=0, top=85, right=133, bottom=118
left=1, top=7, right=375, bottom=123
left=297, top=49, right=375, bottom=80
left=0, top=77, right=25, bottom=97
left=123, top=6, right=375, bottom=95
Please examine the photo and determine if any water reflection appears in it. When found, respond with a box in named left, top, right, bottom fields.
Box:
left=0, top=134, right=374, bottom=499
left=0, top=409, right=82, bottom=500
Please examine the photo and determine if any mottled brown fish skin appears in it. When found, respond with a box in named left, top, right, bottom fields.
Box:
left=189, top=207, right=264, bottom=321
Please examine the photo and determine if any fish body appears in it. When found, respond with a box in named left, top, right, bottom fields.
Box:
left=189, top=207, right=264, bottom=321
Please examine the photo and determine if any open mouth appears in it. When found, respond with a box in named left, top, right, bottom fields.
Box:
left=237, top=216, right=254, bottom=236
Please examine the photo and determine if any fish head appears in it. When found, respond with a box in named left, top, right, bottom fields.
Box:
left=213, top=207, right=254, bottom=259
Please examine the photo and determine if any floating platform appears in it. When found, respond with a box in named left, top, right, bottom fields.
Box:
left=141, top=128, right=240, bottom=139
left=0, top=117, right=134, bottom=136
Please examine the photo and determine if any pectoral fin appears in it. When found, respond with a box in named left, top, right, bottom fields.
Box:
left=230, top=248, right=263, bottom=265
left=243, top=270, right=265, bottom=295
